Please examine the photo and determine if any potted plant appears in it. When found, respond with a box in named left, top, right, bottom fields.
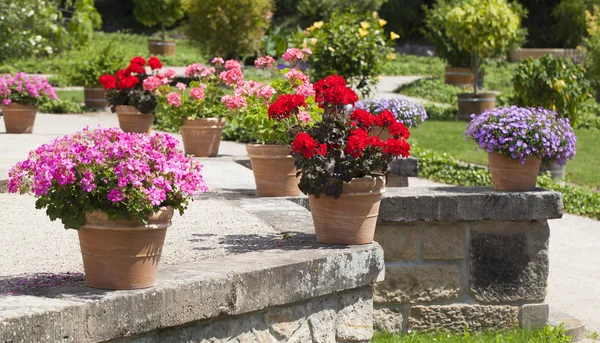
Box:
left=0, top=73, right=57, bottom=133
left=464, top=107, right=577, bottom=191
left=133, top=0, right=185, bottom=56
left=225, top=50, right=320, bottom=197
left=99, top=56, right=173, bottom=133
left=60, top=40, right=126, bottom=110
left=511, top=54, right=590, bottom=179
left=154, top=57, right=228, bottom=157
left=355, top=97, right=428, bottom=139
left=443, top=0, right=525, bottom=120
left=8, top=127, right=208, bottom=289
left=291, top=75, right=411, bottom=244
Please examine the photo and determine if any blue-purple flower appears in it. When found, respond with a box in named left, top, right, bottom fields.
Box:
left=355, top=97, right=427, bottom=128
left=464, top=106, right=577, bottom=165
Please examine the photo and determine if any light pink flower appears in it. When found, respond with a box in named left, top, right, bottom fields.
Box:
left=254, top=56, right=276, bottom=69
left=285, top=69, right=310, bottom=85
left=295, top=82, right=315, bottom=98
left=219, top=68, right=244, bottom=86
left=167, top=92, right=182, bottom=107
left=221, top=94, right=247, bottom=110
left=2, top=99, right=11, bottom=105
left=302, top=47, right=312, bottom=56
left=162, top=69, right=177, bottom=78
left=190, top=87, right=205, bottom=100
left=297, top=110, right=311, bottom=123
left=143, top=76, right=162, bottom=92
left=185, top=63, right=215, bottom=78
left=282, top=48, right=304, bottom=63
left=176, top=82, right=186, bottom=92
left=224, top=59, right=241, bottom=70
left=257, top=85, right=276, bottom=100
left=238, top=80, right=263, bottom=96
left=212, top=57, right=224, bottom=66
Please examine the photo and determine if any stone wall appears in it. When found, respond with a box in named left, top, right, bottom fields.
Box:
left=373, top=187, right=562, bottom=333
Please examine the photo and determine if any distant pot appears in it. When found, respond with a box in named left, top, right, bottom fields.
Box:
left=246, top=144, right=301, bottom=197
left=539, top=161, right=566, bottom=180
left=457, top=93, right=496, bottom=121
left=1, top=103, right=37, bottom=134
left=84, top=86, right=108, bottom=110
left=509, top=48, right=584, bottom=64
left=115, top=105, right=153, bottom=134
left=181, top=117, right=226, bottom=157
left=148, top=40, right=176, bottom=56
left=488, top=153, right=541, bottom=191
left=371, top=126, right=393, bottom=141
left=79, top=207, right=173, bottom=290
left=309, top=177, right=385, bottom=245
left=444, top=67, right=484, bottom=88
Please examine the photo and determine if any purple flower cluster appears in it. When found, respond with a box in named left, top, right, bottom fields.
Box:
left=465, top=106, right=577, bottom=165
left=8, top=127, right=208, bottom=229
left=355, top=97, right=427, bottom=128
left=0, top=72, right=57, bottom=106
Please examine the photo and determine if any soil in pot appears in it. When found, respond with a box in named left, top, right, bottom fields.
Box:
left=84, top=86, right=108, bottom=110
left=246, top=144, right=301, bottom=197
left=488, top=153, right=541, bottom=191
left=181, top=118, right=226, bottom=157
left=148, top=40, right=176, bottom=56
left=457, top=93, right=496, bottom=121
left=1, top=103, right=37, bottom=133
left=78, top=207, right=173, bottom=290
left=308, top=177, right=385, bottom=245
left=115, top=105, right=154, bottom=134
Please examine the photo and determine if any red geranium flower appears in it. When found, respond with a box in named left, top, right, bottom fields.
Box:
left=268, top=94, right=307, bottom=120
left=344, top=128, right=370, bottom=158
left=116, top=69, right=130, bottom=79
left=389, top=121, right=410, bottom=140
left=313, top=75, right=357, bottom=107
left=368, top=135, right=385, bottom=148
left=99, top=74, right=117, bottom=90
left=292, top=132, right=319, bottom=158
left=117, top=75, right=139, bottom=89
left=374, top=110, right=397, bottom=127
left=316, top=143, right=327, bottom=156
left=148, top=56, right=162, bottom=70
left=383, top=138, right=411, bottom=158
left=350, top=108, right=376, bottom=127
left=130, top=56, right=146, bottom=66
left=126, top=63, right=145, bottom=75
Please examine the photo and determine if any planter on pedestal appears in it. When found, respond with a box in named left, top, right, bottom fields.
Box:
left=1, top=103, right=37, bottom=133
left=488, top=153, right=541, bottom=191
left=539, top=161, right=566, bottom=180
left=180, top=117, right=226, bottom=157
left=115, top=105, right=154, bottom=134
left=457, top=93, right=496, bottom=121
left=148, top=40, right=176, bottom=56
left=246, top=144, right=301, bottom=197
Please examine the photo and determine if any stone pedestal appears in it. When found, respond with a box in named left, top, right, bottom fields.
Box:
left=386, top=156, right=418, bottom=187
left=373, top=187, right=563, bottom=333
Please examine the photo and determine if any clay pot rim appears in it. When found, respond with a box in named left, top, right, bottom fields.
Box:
left=488, top=152, right=542, bottom=164
left=308, top=176, right=386, bottom=197
left=457, top=92, right=497, bottom=97
left=182, top=117, right=227, bottom=126
left=246, top=143, right=292, bottom=159
left=1, top=103, right=39, bottom=110
left=115, top=105, right=153, bottom=115
left=82, top=206, right=174, bottom=231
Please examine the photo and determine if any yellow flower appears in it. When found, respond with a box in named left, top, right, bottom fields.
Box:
left=390, top=31, right=400, bottom=40
left=359, top=28, right=369, bottom=37
left=307, top=25, right=315, bottom=31
left=372, top=11, right=378, bottom=19
left=360, top=21, right=370, bottom=29
left=313, top=21, right=324, bottom=29
left=553, top=80, right=566, bottom=92
left=379, top=19, right=387, bottom=26
left=386, top=53, right=396, bottom=60
left=328, top=46, right=335, bottom=52
left=311, top=38, right=318, bottom=46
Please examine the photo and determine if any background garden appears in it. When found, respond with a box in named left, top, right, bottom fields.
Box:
left=2, top=0, right=599, bottom=222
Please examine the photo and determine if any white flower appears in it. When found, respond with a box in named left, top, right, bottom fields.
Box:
left=35, top=35, right=42, bottom=42
left=44, top=46, right=53, bottom=55
left=27, top=10, right=34, bottom=17
left=0, top=16, right=4, bottom=20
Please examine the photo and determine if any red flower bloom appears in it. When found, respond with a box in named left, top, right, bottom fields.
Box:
left=292, top=132, right=319, bottom=158
left=374, top=110, right=397, bottom=127
left=148, top=56, right=162, bottom=70
left=316, top=143, right=327, bottom=156
left=368, top=135, right=385, bottom=148
left=99, top=74, right=117, bottom=90
left=313, top=75, right=357, bottom=107
left=130, top=56, right=146, bottom=66
left=344, top=128, right=370, bottom=158
left=116, top=69, right=130, bottom=79
left=117, top=75, right=139, bottom=89
left=268, top=94, right=307, bottom=120
left=389, top=121, right=410, bottom=140
left=126, top=63, right=145, bottom=75
left=350, top=108, right=376, bottom=127
left=383, top=138, right=411, bottom=158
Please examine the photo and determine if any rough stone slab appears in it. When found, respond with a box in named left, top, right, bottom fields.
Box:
left=375, top=223, right=420, bottom=261
left=388, top=157, right=418, bottom=177
left=375, top=265, right=461, bottom=304
left=386, top=175, right=409, bottom=187
left=470, top=221, right=549, bottom=302
left=373, top=308, right=403, bottom=333
left=549, top=310, right=587, bottom=342
left=520, top=304, right=549, bottom=329
left=335, top=286, right=374, bottom=341
left=408, top=305, right=519, bottom=332
left=379, top=187, right=563, bottom=222
left=423, top=223, right=466, bottom=260
left=0, top=244, right=383, bottom=343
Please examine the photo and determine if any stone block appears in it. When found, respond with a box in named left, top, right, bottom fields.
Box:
left=375, top=222, right=420, bottom=261
left=336, top=286, right=374, bottom=342
left=423, top=223, right=466, bottom=260
left=520, top=304, right=549, bottom=329
left=375, top=265, right=461, bottom=304
left=469, top=221, right=549, bottom=302
left=373, top=308, right=403, bottom=333
left=388, top=156, right=418, bottom=177
left=408, top=305, right=519, bottom=332
left=386, top=175, right=409, bottom=187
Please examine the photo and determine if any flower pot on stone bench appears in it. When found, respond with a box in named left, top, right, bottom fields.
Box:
left=247, top=144, right=301, bottom=197
left=1, top=103, right=37, bottom=134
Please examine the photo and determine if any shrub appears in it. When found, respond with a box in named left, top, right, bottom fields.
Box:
left=512, top=54, right=591, bottom=126
left=60, top=40, right=127, bottom=87
left=39, top=99, right=90, bottom=114
left=423, top=103, right=457, bottom=121
left=552, top=0, right=597, bottom=48
left=380, top=0, right=436, bottom=41
left=296, top=0, right=385, bottom=25
left=184, top=0, right=274, bottom=59
left=443, top=0, right=526, bottom=95
left=582, top=5, right=600, bottom=88
left=296, top=11, right=397, bottom=97
left=133, top=0, right=185, bottom=40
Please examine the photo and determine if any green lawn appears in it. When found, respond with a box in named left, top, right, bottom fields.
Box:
left=410, top=121, right=600, bottom=188
left=56, top=90, right=84, bottom=103
left=372, top=326, right=571, bottom=343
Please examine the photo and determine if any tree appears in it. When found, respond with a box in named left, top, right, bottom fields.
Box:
left=133, top=0, right=185, bottom=41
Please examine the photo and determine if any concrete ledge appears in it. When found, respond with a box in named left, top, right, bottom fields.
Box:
left=388, top=157, right=418, bottom=178
left=380, top=187, right=563, bottom=222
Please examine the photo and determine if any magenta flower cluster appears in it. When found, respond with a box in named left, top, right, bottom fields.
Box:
left=0, top=72, right=57, bottom=106
left=464, top=106, right=577, bottom=165
left=8, top=127, right=208, bottom=229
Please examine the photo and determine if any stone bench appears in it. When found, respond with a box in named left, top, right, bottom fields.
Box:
left=373, top=187, right=563, bottom=333
left=386, top=156, right=418, bottom=187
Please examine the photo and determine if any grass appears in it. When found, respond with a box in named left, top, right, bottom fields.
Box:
left=372, top=326, right=571, bottom=342
left=56, top=90, right=84, bottom=103
left=396, top=77, right=470, bottom=105
left=383, top=54, right=446, bottom=76
left=410, top=121, right=600, bottom=188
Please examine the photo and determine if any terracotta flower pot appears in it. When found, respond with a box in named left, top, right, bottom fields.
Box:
left=148, top=40, right=176, bottom=56
left=181, top=117, right=226, bottom=157
left=78, top=207, right=174, bottom=290
left=308, top=176, right=385, bottom=245
left=115, top=105, right=154, bottom=134
left=246, top=144, right=301, bottom=197
left=371, top=126, right=393, bottom=141
left=84, top=86, right=108, bottom=110
left=457, top=93, right=496, bottom=121
left=488, top=153, right=541, bottom=192
left=1, top=103, right=37, bottom=134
